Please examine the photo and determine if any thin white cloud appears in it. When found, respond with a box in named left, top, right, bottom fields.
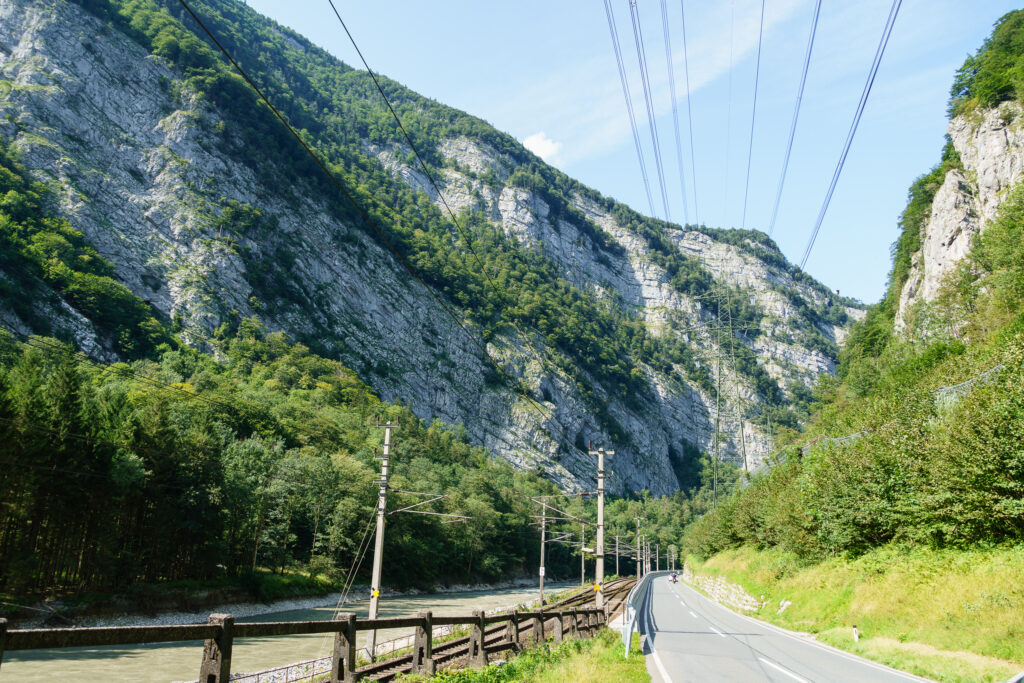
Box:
left=523, top=131, right=564, bottom=163
left=492, top=0, right=806, bottom=168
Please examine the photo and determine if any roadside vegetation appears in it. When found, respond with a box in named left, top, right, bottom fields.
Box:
left=0, top=322, right=588, bottom=604
left=687, top=548, right=1023, bottom=682
left=397, top=630, right=647, bottom=683
left=679, top=12, right=1024, bottom=682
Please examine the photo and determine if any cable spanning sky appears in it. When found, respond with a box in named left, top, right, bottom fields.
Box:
left=244, top=0, right=1016, bottom=303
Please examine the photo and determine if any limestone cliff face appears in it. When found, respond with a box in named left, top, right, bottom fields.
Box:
left=896, top=102, right=1024, bottom=328
left=0, top=0, right=860, bottom=494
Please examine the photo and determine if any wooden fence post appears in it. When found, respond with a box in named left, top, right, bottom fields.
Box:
left=0, top=617, right=7, bottom=670
left=532, top=612, right=544, bottom=643
left=553, top=612, right=564, bottom=643
left=412, top=610, right=435, bottom=675
left=331, top=612, right=357, bottom=683
left=469, top=610, right=487, bottom=668
left=198, top=613, right=233, bottom=683
left=506, top=610, right=520, bottom=651
left=570, top=608, right=579, bottom=638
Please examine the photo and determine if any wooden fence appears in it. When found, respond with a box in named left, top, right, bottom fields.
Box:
left=0, top=604, right=608, bottom=682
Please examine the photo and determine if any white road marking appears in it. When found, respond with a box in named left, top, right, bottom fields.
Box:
left=689, top=610, right=697, bottom=618
left=710, top=626, right=725, bottom=637
left=640, top=577, right=674, bottom=683
left=675, top=582, right=928, bottom=681
left=759, top=657, right=810, bottom=683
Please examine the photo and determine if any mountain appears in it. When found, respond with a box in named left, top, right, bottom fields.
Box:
left=0, top=0, right=860, bottom=494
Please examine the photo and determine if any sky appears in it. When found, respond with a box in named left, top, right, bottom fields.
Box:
left=244, top=0, right=1018, bottom=304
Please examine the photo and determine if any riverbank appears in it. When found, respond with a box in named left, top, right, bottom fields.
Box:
left=687, top=545, right=1024, bottom=682
left=1, top=572, right=560, bottom=628
left=2, top=583, right=575, bottom=682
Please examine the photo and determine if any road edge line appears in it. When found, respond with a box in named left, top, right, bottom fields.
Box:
left=672, top=579, right=929, bottom=682
left=639, top=574, right=674, bottom=683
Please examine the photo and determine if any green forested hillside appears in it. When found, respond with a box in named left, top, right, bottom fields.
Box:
left=0, top=0, right=739, bottom=600
left=672, top=18, right=1024, bottom=681
left=60, top=0, right=849, bottom=431
left=0, top=321, right=555, bottom=594
left=0, top=320, right=713, bottom=598
left=676, top=15, right=1024, bottom=678
left=684, top=8, right=1024, bottom=563
left=0, top=141, right=168, bottom=357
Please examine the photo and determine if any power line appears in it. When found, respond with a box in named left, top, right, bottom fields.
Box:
left=722, top=0, right=735, bottom=226
left=800, top=0, right=903, bottom=269
left=659, top=0, right=689, bottom=225
left=768, top=0, right=822, bottom=237
left=741, top=0, right=766, bottom=230
left=678, top=0, right=699, bottom=224
left=603, top=0, right=657, bottom=218
left=627, top=0, right=673, bottom=222
left=323, top=0, right=598, bottom=461
left=176, top=0, right=588, bottom=463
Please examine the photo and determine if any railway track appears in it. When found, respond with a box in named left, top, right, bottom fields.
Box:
left=357, top=577, right=636, bottom=681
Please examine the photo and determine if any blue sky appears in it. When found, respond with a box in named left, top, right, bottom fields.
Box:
left=244, top=0, right=1017, bottom=303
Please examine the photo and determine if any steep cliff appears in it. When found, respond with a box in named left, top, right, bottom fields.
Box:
left=0, top=0, right=860, bottom=493
left=895, top=101, right=1024, bottom=330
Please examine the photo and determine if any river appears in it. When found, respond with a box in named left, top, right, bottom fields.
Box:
left=3, top=583, right=572, bottom=681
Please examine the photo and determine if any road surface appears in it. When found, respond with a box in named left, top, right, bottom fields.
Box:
left=634, top=571, right=928, bottom=683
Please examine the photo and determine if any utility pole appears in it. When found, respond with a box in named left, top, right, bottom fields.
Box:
left=590, top=444, right=612, bottom=608
left=367, top=421, right=397, bottom=662
left=635, top=518, right=643, bottom=578
left=656, top=543, right=660, bottom=572
left=539, top=504, right=547, bottom=605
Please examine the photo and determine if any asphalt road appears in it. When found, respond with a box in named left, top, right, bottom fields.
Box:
left=634, top=571, right=929, bottom=683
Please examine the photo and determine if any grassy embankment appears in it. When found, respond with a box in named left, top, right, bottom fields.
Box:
left=687, top=547, right=1024, bottom=682
left=397, top=629, right=648, bottom=683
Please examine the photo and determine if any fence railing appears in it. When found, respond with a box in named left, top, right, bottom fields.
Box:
left=0, top=604, right=608, bottom=682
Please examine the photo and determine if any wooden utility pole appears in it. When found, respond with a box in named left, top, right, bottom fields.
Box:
left=367, top=421, right=397, bottom=662
left=635, top=518, right=643, bottom=578
left=539, top=504, right=547, bottom=605
left=655, top=543, right=660, bottom=572
left=590, top=445, right=612, bottom=608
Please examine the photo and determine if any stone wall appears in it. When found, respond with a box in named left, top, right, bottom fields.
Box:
left=681, top=564, right=766, bottom=613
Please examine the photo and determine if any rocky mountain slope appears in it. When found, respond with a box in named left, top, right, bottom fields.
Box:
left=896, top=101, right=1024, bottom=330
left=0, top=0, right=861, bottom=494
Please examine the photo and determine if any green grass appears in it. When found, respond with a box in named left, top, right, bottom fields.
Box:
left=397, top=629, right=648, bottom=683
left=688, top=545, right=1024, bottom=682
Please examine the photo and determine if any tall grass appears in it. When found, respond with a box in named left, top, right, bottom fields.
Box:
left=397, top=629, right=648, bottom=683
left=690, top=546, right=1024, bottom=682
